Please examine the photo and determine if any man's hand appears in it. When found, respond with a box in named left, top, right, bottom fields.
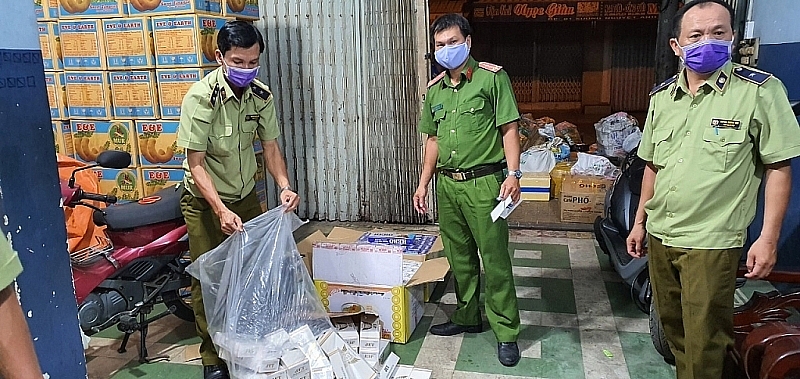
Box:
left=217, top=206, right=243, bottom=235
left=281, top=189, right=300, bottom=212
left=499, top=176, right=520, bottom=203
left=413, top=185, right=428, bottom=214
left=744, top=237, right=778, bottom=280
left=626, top=223, right=647, bottom=258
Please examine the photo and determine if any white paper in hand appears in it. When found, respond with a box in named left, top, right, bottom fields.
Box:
left=491, top=197, right=522, bottom=222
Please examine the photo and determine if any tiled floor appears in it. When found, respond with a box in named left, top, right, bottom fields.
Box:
left=85, top=229, right=771, bottom=378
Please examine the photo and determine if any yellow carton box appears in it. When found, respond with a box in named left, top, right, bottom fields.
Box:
left=151, top=15, right=230, bottom=68
left=35, top=0, right=60, bottom=20
left=560, top=174, right=615, bottom=223
left=59, top=19, right=106, bottom=70
left=59, top=0, right=126, bottom=19
left=71, top=120, right=138, bottom=165
left=222, top=0, right=258, bottom=20
left=520, top=172, right=551, bottom=201
left=103, top=17, right=155, bottom=69
left=45, top=72, right=68, bottom=120
left=155, top=68, right=207, bottom=119
left=139, top=168, right=184, bottom=197
left=135, top=120, right=185, bottom=167
left=38, top=22, right=62, bottom=70
left=64, top=71, right=112, bottom=119
left=110, top=70, right=159, bottom=119
left=93, top=168, right=142, bottom=202
left=126, top=0, right=221, bottom=16
left=53, top=121, right=75, bottom=157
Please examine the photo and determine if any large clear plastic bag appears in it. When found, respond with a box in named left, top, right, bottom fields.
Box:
left=594, top=112, right=640, bottom=158
left=186, top=206, right=332, bottom=378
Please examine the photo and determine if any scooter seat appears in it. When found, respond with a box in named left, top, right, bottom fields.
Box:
left=94, top=184, right=184, bottom=230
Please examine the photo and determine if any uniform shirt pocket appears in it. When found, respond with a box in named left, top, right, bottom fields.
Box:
left=651, top=128, right=673, bottom=168
left=699, top=127, right=748, bottom=172
left=240, top=119, right=258, bottom=151
left=458, top=99, right=489, bottom=133
left=208, top=122, right=235, bottom=157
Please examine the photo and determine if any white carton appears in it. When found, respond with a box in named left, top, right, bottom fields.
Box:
left=333, top=318, right=360, bottom=353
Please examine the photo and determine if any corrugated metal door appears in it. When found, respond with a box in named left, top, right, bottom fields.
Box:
left=610, top=21, right=657, bottom=112
left=256, top=0, right=427, bottom=223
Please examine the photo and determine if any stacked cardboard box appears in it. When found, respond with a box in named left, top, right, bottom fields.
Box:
left=560, top=174, right=615, bottom=223
left=36, top=0, right=261, bottom=202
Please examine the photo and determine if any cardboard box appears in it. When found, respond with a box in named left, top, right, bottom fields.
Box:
left=316, top=281, right=426, bottom=344
left=126, top=0, right=221, bottom=16
left=58, top=0, right=125, bottom=18
left=38, top=22, right=61, bottom=70
left=155, top=68, right=205, bottom=119
left=53, top=121, right=75, bottom=157
left=93, top=168, right=142, bottom=202
left=135, top=120, right=185, bottom=167
left=59, top=19, right=106, bottom=70
left=110, top=70, right=159, bottom=118
left=560, top=174, right=615, bottom=223
left=520, top=172, right=551, bottom=201
left=34, top=0, right=47, bottom=20
left=140, top=168, right=183, bottom=197
left=222, top=0, right=259, bottom=20
left=45, top=71, right=68, bottom=120
left=151, top=15, right=230, bottom=67
left=103, top=17, right=156, bottom=69
left=71, top=120, right=138, bottom=165
left=64, top=71, right=112, bottom=119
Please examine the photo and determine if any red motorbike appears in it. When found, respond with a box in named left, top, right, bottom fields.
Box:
left=62, top=150, right=193, bottom=363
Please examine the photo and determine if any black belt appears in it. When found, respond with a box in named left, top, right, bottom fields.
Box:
left=438, top=162, right=506, bottom=181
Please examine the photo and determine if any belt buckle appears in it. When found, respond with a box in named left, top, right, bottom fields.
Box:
left=452, top=172, right=466, bottom=181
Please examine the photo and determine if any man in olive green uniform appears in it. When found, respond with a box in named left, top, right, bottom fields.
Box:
left=627, top=1, right=800, bottom=378
left=176, top=21, right=299, bottom=379
left=0, top=233, right=42, bottom=377
left=413, top=14, right=522, bottom=367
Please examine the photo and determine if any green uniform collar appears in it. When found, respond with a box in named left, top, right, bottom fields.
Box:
left=442, top=56, right=479, bottom=88
left=672, top=61, right=734, bottom=98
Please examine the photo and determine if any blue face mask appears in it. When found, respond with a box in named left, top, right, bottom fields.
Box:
left=435, top=42, right=470, bottom=70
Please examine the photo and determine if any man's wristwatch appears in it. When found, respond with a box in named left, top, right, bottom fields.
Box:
left=279, top=185, right=292, bottom=193
left=507, top=170, right=522, bottom=179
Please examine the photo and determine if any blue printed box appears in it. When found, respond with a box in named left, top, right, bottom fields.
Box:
left=110, top=71, right=159, bottom=119
left=59, top=20, right=106, bottom=70
left=357, top=232, right=439, bottom=256
left=103, top=17, right=155, bottom=69
left=127, top=0, right=220, bottom=16
left=64, top=72, right=112, bottom=119
left=222, top=0, right=258, bottom=20
left=38, top=22, right=61, bottom=70
left=155, top=68, right=204, bottom=119
left=45, top=72, right=67, bottom=120
left=152, top=15, right=230, bottom=68
left=136, top=120, right=185, bottom=167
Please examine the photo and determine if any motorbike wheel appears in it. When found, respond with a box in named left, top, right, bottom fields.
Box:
left=163, top=288, right=194, bottom=323
left=649, top=301, right=676, bottom=364
left=631, top=270, right=651, bottom=314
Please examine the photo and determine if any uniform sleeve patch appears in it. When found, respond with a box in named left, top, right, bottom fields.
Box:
left=478, top=62, right=502, bottom=73
left=649, top=75, right=677, bottom=96
left=427, top=72, right=446, bottom=88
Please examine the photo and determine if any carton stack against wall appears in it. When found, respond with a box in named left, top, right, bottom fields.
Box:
left=35, top=0, right=261, bottom=201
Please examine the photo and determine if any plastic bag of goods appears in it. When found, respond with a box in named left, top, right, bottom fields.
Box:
left=554, top=121, right=582, bottom=146
left=570, top=152, right=619, bottom=178
left=520, top=147, right=556, bottom=173
left=518, top=114, right=550, bottom=151
left=594, top=112, right=640, bottom=158
left=186, top=206, right=333, bottom=378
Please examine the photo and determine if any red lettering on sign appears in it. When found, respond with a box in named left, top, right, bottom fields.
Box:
left=140, top=123, right=163, bottom=133
left=75, top=123, right=96, bottom=132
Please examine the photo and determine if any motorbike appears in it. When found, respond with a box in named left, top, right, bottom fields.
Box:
left=62, top=150, right=194, bottom=363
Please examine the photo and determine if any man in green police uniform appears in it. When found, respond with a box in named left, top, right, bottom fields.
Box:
left=176, top=21, right=299, bottom=379
left=413, top=14, right=522, bottom=367
left=627, top=1, right=800, bottom=378
left=0, top=233, right=41, bottom=378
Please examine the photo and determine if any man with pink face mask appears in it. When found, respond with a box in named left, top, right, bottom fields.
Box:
left=176, top=20, right=299, bottom=379
left=626, top=1, right=800, bottom=378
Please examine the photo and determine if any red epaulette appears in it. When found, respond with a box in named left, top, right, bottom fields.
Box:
left=478, top=62, right=502, bottom=73
left=427, top=71, right=446, bottom=88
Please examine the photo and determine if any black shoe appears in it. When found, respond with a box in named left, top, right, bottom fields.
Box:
left=498, top=342, right=520, bottom=367
left=429, top=321, right=482, bottom=336
left=204, top=365, right=229, bottom=379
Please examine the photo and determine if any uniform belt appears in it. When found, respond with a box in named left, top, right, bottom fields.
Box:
left=438, top=162, right=506, bottom=182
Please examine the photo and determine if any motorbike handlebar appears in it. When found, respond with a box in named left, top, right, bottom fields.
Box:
left=81, top=191, right=117, bottom=204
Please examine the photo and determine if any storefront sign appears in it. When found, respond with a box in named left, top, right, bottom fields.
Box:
left=472, top=1, right=661, bottom=22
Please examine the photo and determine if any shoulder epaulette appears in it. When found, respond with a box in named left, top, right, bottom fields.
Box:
left=733, top=65, right=773, bottom=86
left=478, top=62, right=502, bottom=73
left=210, top=83, right=220, bottom=106
left=427, top=71, right=446, bottom=88
left=249, top=80, right=272, bottom=101
left=649, top=75, right=677, bottom=96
